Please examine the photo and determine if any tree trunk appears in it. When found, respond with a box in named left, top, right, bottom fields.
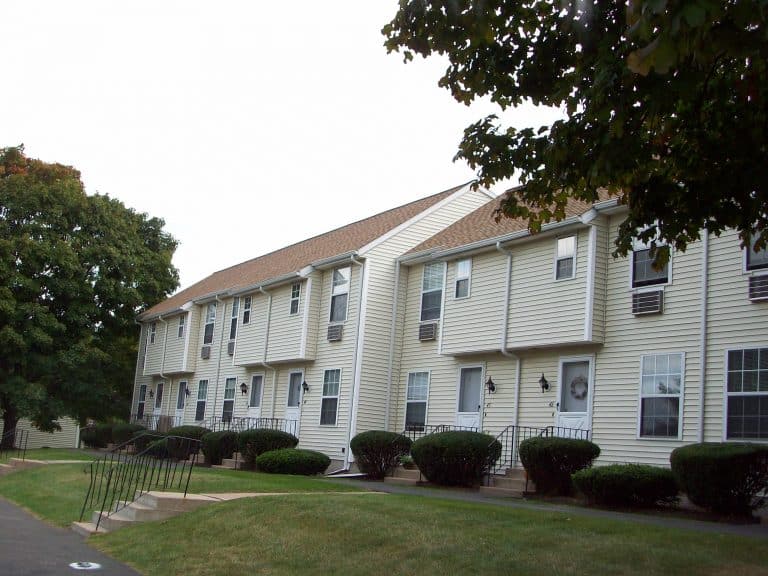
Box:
left=0, top=401, right=20, bottom=450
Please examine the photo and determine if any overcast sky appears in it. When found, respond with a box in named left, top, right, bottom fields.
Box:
left=3, top=1, right=562, bottom=290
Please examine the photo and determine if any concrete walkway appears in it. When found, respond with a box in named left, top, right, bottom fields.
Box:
left=328, top=478, right=768, bottom=539
left=0, top=497, right=139, bottom=575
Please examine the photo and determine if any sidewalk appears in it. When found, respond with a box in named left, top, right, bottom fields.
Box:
left=328, top=478, right=768, bottom=539
left=0, top=497, right=139, bottom=575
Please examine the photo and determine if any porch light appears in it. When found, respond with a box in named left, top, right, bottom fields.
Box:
left=485, top=377, right=496, bottom=394
left=148, top=389, right=154, bottom=399
left=240, top=382, right=248, bottom=395
left=184, top=386, right=190, bottom=397
left=539, top=373, right=550, bottom=393
left=302, top=381, right=310, bottom=393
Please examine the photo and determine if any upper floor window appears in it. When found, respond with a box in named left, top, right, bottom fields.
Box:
left=177, top=314, right=185, bottom=338
left=203, top=302, right=216, bottom=345
left=631, top=239, right=669, bottom=288
left=229, top=298, right=239, bottom=340
left=746, top=235, right=768, bottom=272
left=727, top=347, right=768, bottom=439
left=639, top=353, right=683, bottom=438
left=290, top=282, right=301, bottom=315
left=149, top=322, right=157, bottom=344
left=330, top=267, right=350, bottom=323
left=242, top=296, right=252, bottom=325
left=555, top=236, right=576, bottom=280
left=454, top=259, right=471, bottom=299
left=420, top=262, right=445, bottom=321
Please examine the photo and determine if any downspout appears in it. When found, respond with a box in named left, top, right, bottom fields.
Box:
left=158, top=315, right=168, bottom=379
left=259, top=287, right=276, bottom=418
left=211, top=296, right=226, bottom=420
left=384, top=260, right=402, bottom=430
left=345, top=255, right=366, bottom=469
left=496, top=242, right=519, bottom=428
left=698, top=230, right=709, bottom=442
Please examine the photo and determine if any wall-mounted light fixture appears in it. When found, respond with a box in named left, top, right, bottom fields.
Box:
left=148, top=389, right=154, bottom=399
left=240, top=382, right=248, bottom=395
left=485, top=376, right=496, bottom=394
left=184, top=385, right=191, bottom=397
left=302, top=381, right=310, bottom=393
left=539, top=373, right=550, bottom=393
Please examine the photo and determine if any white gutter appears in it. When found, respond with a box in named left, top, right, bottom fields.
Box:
left=311, top=251, right=359, bottom=270
left=299, top=276, right=312, bottom=358
left=229, top=272, right=302, bottom=297
left=495, top=242, right=515, bottom=360
left=698, top=230, right=709, bottom=442
left=345, top=255, right=367, bottom=468
left=210, top=296, right=226, bottom=419
left=514, top=357, right=522, bottom=429
left=384, top=260, right=402, bottom=430
left=259, top=287, right=276, bottom=418
left=583, top=224, right=598, bottom=341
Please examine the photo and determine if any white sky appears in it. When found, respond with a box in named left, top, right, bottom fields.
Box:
left=2, top=1, right=563, bottom=290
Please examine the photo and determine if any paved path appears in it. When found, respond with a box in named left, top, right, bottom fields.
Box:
left=328, top=478, right=768, bottom=539
left=0, top=497, right=139, bottom=575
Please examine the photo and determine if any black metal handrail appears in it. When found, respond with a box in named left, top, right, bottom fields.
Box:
left=540, top=425, right=592, bottom=440
left=129, top=413, right=183, bottom=432
left=400, top=424, right=479, bottom=443
left=79, top=432, right=201, bottom=531
left=205, top=416, right=298, bottom=436
left=0, top=428, right=28, bottom=462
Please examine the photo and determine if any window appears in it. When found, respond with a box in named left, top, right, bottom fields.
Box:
left=454, top=259, right=471, bottom=299
left=154, top=382, right=164, bottom=410
left=137, top=384, right=147, bottom=419
left=149, top=322, right=156, bottom=344
left=330, top=267, right=350, bottom=322
left=746, top=236, right=768, bottom=272
left=242, top=296, right=252, bottom=325
left=639, top=353, right=683, bottom=438
left=632, top=240, right=669, bottom=288
left=177, top=314, right=185, bottom=338
left=555, top=236, right=576, bottom=280
left=727, top=348, right=768, bottom=439
left=176, top=381, right=187, bottom=410
left=203, top=303, right=216, bottom=345
left=222, top=378, right=236, bottom=422
left=290, top=282, right=301, bottom=315
left=420, top=262, right=445, bottom=321
left=321, top=369, right=341, bottom=425
left=195, top=380, right=208, bottom=421
left=229, top=298, right=239, bottom=341
left=405, top=372, right=429, bottom=431
left=249, top=374, right=263, bottom=408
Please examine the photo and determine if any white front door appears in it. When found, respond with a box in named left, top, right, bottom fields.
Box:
left=153, top=381, right=164, bottom=417
left=456, top=367, right=483, bottom=430
left=285, top=372, right=303, bottom=437
left=175, top=381, right=187, bottom=425
left=247, top=374, right=263, bottom=419
left=555, top=358, right=592, bottom=435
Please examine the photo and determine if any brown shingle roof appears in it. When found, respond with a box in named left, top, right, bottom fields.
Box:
left=140, top=183, right=469, bottom=319
left=409, top=189, right=615, bottom=255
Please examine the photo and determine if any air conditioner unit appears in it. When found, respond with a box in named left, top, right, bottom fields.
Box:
left=749, top=275, right=768, bottom=302
left=200, top=345, right=211, bottom=359
left=227, top=341, right=236, bottom=356
left=418, top=322, right=437, bottom=341
left=327, top=324, right=343, bottom=342
left=632, top=290, right=664, bottom=315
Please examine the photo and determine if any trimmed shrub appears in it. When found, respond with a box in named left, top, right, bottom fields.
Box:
left=255, top=448, right=331, bottom=476
left=411, top=431, right=502, bottom=486
left=131, top=431, right=167, bottom=454
left=519, top=436, right=600, bottom=495
left=201, top=431, right=239, bottom=466
left=671, top=442, right=768, bottom=515
left=112, top=423, right=146, bottom=445
left=166, top=426, right=211, bottom=460
left=146, top=437, right=169, bottom=458
left=572, top=464, right=678, bottom=508
left=81, top=423, right=113, bottom=448
left=238, top=429, right=299, bottom=469
left=350, top=431, right=411, bottom=480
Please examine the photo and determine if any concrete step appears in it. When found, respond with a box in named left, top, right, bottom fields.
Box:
left=504, top=468, right=528, bottom=480
left=390, top=467, right=421, bottom=480
left=218, top=458, right=243, bottom=470
left=135, top=491, right=218, bottom=513
left=91, top=511, right=133, bottom=532
left=490, top=476, right=527, bottom=490
left=71, top=521, right=109, bottom=536
left=115, top=501, right=177, bottom=522
left=478, top=485, right=526, bottom=498
left=383, top=476, right=423, bottom=486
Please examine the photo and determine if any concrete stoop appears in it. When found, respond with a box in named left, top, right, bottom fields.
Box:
left=213, top=452, right=245, bottom=470
left=384, top=466, right=424, bottom=486
left=479, top=468, right=535, bottom=498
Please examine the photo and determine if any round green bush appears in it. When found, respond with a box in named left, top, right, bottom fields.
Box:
left=201, top=431, right=239, bottom=465
left=81, top=423, right=113, bottom=448
left=519, top=436, right=600, bottom=495
left=671, top=442, right=768, bottom=515
left=146, top=437, right=169, bottom=458
left=237, top=429, right=299, bottom=469
left=411, top=431, right=502, bottom=486
left=165, top=426, right=211, bottom=460
left=350, top=430, right=412, bottom=479
left=255, top=448, right=331, bottom=476
left=112, top=423, right=146, bottom=445
left=572, top=464, right=678, bottom=508
left=131, top=431, right=167, bottom=454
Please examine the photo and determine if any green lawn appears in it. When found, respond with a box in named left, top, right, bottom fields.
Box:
left=0, top=463, right=360, bottom=527
left=0, top=447, right=96, bottom=463
left=90, top=494, right=768, bottom=576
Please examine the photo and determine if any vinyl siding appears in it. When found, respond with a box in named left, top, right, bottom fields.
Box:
left=0, top=417, right=80, bottom=449
left=234, top=292, right=270, bottom=366
left=590, top=217, right=609, bottom=343
left=266, top=280, right=307, bottom=363
left=162, top=312, right=188, bottom=373
left=142, top=320, right=166, bottom=376
left=132, top=324, right=153, bottom=417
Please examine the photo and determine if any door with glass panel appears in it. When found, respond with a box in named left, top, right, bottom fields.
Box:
left=247, top=374, right=263, bottom=420
left=285, top=372, right=303, bottom=437
left=456, top=367, right=483, bottom=430
left=555, top=358, right=592, bottom=434
left=175, top=381, right=187, bottom=425
left=153, top=381, right=165, bottom=417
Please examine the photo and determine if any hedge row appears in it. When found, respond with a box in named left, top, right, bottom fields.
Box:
left=81, top=422, right=148, bottom=448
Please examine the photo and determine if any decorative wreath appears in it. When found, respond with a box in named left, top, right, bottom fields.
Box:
left=570, top=375, right=588, bottom=400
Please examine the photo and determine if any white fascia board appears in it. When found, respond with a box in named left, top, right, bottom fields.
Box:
left=310, top=251, right=360, bottom=270
left=297, top=265, right=315, bottom=277
left=138, top=306, right=186, bottom=322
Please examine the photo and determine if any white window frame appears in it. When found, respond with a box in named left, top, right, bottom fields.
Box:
left=249, top=373, right=264, bottom=409
left=203, top=302, right=217, bottom=345
left=744, top=235, right=768, bottom=274
left=176, top=380, right=187, bottom=410
left=149, top=322, right=156, bottom=344
left=404, top=371, right=430, bottom=431
left=420, top=262, right=445, bottom=322
left=195, top=380, right=208, bottom=422
left=222, top=377, right=236, bottom=422
left=723, top=345, right=768, bottom=441
left=456, top=364, right=485, bottom=420
left=636, top=352, right=685, bottom=440
left=287, top=370, right=305, bottom=409
left=229, top=298, right=239, bottom=341
left=630, top=238, right=672, bottom=290
left=242, top=296, right=252, bottom=325
left=454, top=258, right=472, bottom=299
left=329, top=266, right=350, bottom=323
left=320, top=368, right=341, bottom=426
left=177, top=314, right=185, bottom=338
left=554, top=235, right=577, bottom=281
left=290, top=282, right=301, bottom=315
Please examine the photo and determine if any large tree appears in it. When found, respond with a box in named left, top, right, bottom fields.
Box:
left=383, top=1, right=768, bottom=260
left=0, top=146, right=178, bottom=445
